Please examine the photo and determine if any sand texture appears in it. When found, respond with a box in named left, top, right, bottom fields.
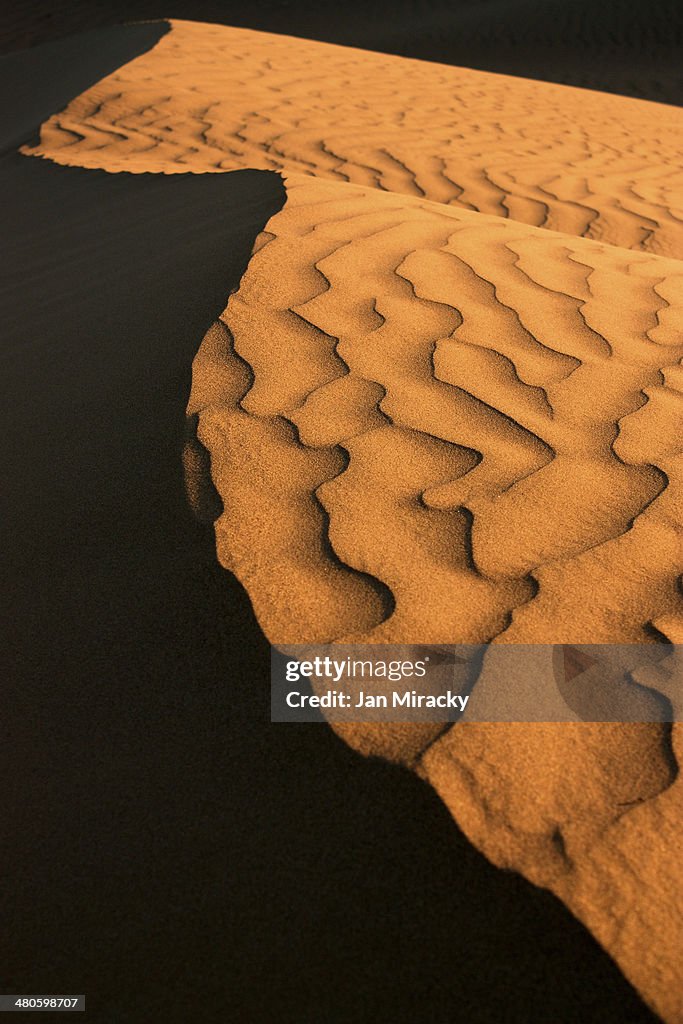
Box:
left=188, top=175, right=683, bottom=650
left=185, top=174, right=683, bottom=1020
left=22, top=19, right=683, bottom=259
left=22, top=19, right=683, bottom=1020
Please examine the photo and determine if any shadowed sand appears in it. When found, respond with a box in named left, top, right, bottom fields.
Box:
left=0, top=21, right=169, bottom=151
left=21, top=20, right=683, bottom=258
left=15, top=18, right=683, bottom=1022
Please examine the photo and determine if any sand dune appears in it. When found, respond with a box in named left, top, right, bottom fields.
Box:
left=185, top=173, right=683, bottom=1020
left=19, top=18, right=683, bottom=1021
left=22, top=20, right=683, bottom=258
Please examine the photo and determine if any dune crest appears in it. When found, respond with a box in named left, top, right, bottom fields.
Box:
left=186, top=173, right=683, bottom=1021
left=23, top=19, right=683, bottom=258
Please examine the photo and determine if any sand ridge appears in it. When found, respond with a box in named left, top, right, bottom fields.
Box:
left=22, top=19, right=683, bottom=258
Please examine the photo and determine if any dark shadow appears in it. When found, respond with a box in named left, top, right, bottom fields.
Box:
left=0, top=21, right=169, bottom=152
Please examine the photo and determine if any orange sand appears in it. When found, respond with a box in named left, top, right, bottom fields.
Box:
left=23, top=20, right=683, bottom=258
left=186, top=174, right=683, bottom=1021
left=23, top=20, right=683, bottom=1020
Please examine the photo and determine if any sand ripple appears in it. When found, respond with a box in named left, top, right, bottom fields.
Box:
left=187, top=174, right=683, bottom=1021
left=23, top=19, right=683, bottom=258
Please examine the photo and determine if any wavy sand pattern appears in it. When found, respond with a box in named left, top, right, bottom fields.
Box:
left=190, top=176, right=682, bottom=647
left=24, top=20, right=683, bottom=258
left=187, top=176, right=683, bottom=1021
left=23, top=19, right=683, bottom=1021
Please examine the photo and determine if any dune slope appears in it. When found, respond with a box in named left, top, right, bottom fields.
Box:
left=186, top=173, right=683, bottom=1021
